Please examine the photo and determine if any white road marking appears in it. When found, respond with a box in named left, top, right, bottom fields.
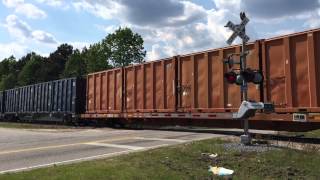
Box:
left=134, top=137, right=188, bottom=143
left=0, top=130, right=219, bottom=175
left=0, top=144, right=170, bottom=174
left=84, top=142, right=144, bottom=150
left=0, top=150, right=131, bottom=174
left=0, top=137, right=135, bottom=156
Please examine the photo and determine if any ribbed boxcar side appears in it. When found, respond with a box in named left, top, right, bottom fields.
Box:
left=3, top=77, right=85, bottom=121
left=86, top=68, right=123, bottom=115
left=261, top=29, right=320, bottom=113
left=50, top=78, right=84, bottom=114
left=177, top=41, right=261, bottom=112
left=0, top=91, right=5, bottom=115
left=124, top=58, right=176, bottom=113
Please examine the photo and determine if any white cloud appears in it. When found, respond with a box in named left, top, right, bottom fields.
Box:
left=305, top=18, right=320, bottom=28
left=214, top=0, right=240, bottom=9
left=36, top=0, right=70, bottom=10
left=264, top=29, right=296, bottom=38
left=15, top=3, right=47, bottom=19
left=73, top=1, right=123, bottom=20
left=165, top=1, right=207, bottom=26
left=4, top=14, right=32, bottom=42
left=140, top=2, right=244, bottom=60
left=31, top=30, right=57, bottom=44
left=0, top=42, right=27, bottom=60
left=80, top=0, right=244, bottom=60
left=2, top=0, right=24, bottom=7
left=4, top=14, right=57, bottom=44
left=146, top=44, right=162, bottom=60
left=2, top=0, right=47, bottom=19
left=95, top=24, right=117, bottom=34
left=68, top=41, right=91, bottom=50
left=303, top=10, right=320, bottom=28
left=242, top=0, right=319, bottom=19
left=36, top=0, right=63, bottom=7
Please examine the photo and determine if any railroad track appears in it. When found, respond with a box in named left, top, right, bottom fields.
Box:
left=145, top=127, right=320, bottom=145
left=1, top=120, right=319, bottom=145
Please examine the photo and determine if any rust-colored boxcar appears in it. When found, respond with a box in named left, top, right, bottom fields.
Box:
left=123, top=57, right=177, bottom=113
left=86, top=68, right=123, bottom=115
left=82, top=28, right=320, bottom=130
left=176, top=41, right=261, bottom=113
left=261, top=28, right=320, bottom=113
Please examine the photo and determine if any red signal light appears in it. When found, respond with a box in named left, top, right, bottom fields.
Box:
left=224, top=71, right=238, bottom=84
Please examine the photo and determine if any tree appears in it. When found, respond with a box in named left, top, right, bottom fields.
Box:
left=0, top=27, right=146, bottom=88
left=18, top=54, right=47, bottom=86
left=102, top=27, right=146, bottom=67
left=63, top=49, right=87, bottom=78
left=0, top=56, right=18, bottom=90
left=15, top=52, right=34, bottom=73
left=47, top=43, right=74, bottom=80
left=0, top=56, right=17, bottom=79
left=0, top=73, right=17, bottom=91
left=84, top=42, right=112, bottom=73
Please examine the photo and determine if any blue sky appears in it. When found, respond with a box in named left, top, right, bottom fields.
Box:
left=0, top=0, right=319, bottom=60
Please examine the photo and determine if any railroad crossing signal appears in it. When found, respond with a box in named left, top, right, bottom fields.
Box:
left=224, top=69, right=263, bottom=85
left=224, top=12, right=274, bottom=145
left=225, top=12, right=250, bottom=45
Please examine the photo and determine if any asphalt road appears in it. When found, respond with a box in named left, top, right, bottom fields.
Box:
left=0, top=127, right=226, bottom=174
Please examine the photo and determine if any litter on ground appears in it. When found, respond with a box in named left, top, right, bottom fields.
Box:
left=208, top=166, right=234, bottom=176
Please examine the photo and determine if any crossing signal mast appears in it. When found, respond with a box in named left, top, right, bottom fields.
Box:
left=224, top=12, right=273, bottom=145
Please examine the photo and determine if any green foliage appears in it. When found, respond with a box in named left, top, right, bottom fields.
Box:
left=0, top=27, right=146, bottom=90
left=63, top=49, right=87, bottom=78
left=0, top=56, right=16, bottom=79
left=0, top=73, right=17, bottom=91
left=18, top=54, right=47, bottom=86
left=47, top=44, right=74, bottom=80
left=15, top=53, right=34, bottom=73
left=83, top=43, right=112, bottom=73
left=0, top=56, right=18, bottom=90
left=102, top=27, right=146, bottom=67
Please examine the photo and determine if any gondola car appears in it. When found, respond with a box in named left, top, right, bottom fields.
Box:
left=1, top=78, right=85, bottom=123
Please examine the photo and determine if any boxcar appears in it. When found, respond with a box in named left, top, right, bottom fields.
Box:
left=260, top=28, right=320, bottom=113
left=3, top=77, right=86, bottom=122
left=0, top=91, right=5, bottom=117
left=82, top=28, right=320, bottom=131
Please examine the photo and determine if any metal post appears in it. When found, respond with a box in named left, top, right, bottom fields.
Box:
left=240, top=27, right=251, bottom=144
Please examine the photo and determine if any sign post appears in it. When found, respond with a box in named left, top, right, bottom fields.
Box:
left=225, top=12, right=251, bottom=144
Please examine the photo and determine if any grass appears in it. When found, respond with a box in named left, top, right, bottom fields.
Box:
left=1, top=138, right=319, bottom=180
left=0, top=122, right=70, bottom=129
left=301, top=129, right=320, bottom=138
left=281, top=129, right=320, bottom=138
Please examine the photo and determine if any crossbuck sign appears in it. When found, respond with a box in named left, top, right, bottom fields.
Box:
left=225, top=15, right=250, bottom=45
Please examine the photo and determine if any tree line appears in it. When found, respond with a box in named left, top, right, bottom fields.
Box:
left=0, top=27, right=146, bottom=91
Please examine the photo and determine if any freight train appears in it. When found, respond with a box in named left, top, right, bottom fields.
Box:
left=0, top=28, right=320, bottom=131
